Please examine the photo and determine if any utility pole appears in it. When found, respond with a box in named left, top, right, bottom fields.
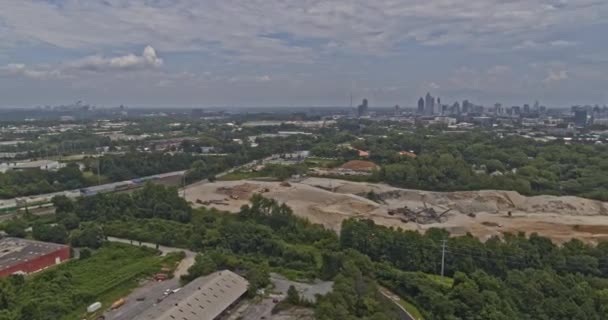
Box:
left=97, top=155, right=101, bottom=186
left=440, top=239, right=447, bottom=277
left=182, top=174, right=186, bottom=198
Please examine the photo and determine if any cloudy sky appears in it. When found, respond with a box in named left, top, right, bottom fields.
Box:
left=0, top=0, right=607, bottom=108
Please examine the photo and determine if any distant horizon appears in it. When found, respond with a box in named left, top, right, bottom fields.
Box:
left=0, top=103, right=587, bottom=111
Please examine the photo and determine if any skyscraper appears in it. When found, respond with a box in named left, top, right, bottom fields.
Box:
left=437, top=97, right=442, bottom=115
left=357, top=99, right=369, bottom=117
left=425, top=92, right=435, bottom=115
left=494, top=103, right=503, bottom=115
left=452, top=102, right=460, bottom=115
left=417, top=97, right=425, bottom=114
left=462, top=100, right=470, bottom=113
left=574, top=108, right=588, bottom=128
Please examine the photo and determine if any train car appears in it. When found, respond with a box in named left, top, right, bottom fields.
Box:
left=114, top=182, right=136, bottom=192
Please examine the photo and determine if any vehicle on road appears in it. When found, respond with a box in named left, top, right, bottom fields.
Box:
left=111, top=298, right=125, bottom=310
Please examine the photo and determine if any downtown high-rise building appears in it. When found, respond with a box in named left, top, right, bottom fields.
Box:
left=357, top=99, right=369, bottom=117
left=417, top=97, right=425, bottom=114
left=425, top=92, right=435, bottom=115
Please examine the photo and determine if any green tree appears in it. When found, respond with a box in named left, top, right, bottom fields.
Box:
left=286, top=285, right=300, bottom=305
left=4, top=219, right=26, bottom=238
left=70, top=224, right=104, bottom=249
left=32, top=223, right=68, bottom=244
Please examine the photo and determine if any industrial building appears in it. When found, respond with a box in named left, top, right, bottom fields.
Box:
left=0, top=237, right=70, bottom=277
left=134, top=270, right=249, bottom=320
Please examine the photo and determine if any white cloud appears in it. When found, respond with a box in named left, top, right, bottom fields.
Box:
left=0, top=0, right=606, bottom=60
left=514, top=39, right=576, bottom=50
left=0, top=46, right=163, bottom=81
left=228, top=74, right=273, bottom=83
left=0, top=63, right=64, bottom=80
left=68, top=46, right=163, bottom=71
left=487, top=65, right=511, bottom=76
left=0, top=1, right=607, bottom=107
left=550, top=40, right=576, bottom=47
left=544, top=69, right=569, bottom=83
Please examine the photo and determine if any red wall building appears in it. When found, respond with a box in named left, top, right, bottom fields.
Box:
left=0, top=238, right=70, bottom=277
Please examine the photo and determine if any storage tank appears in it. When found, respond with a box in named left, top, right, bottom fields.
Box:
left=87, top=302, right=102, bottom=313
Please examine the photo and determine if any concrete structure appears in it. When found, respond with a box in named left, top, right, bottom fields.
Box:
left=134, top=270, right=248, bottom=320
left=0, top=238, right=70, bottom=277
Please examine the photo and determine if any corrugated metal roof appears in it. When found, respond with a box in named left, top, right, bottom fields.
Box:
left=134, top=270, right=248, bottom=320
left=0, top=237, right=68, bottom=270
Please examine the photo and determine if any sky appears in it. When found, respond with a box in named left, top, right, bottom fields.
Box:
left=0, top=0, right=607, bottom=109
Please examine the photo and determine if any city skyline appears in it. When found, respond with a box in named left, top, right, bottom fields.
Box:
left=1, top=1, right=607, bottom=108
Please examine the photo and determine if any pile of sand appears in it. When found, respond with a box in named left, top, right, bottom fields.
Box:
left=184, top=177, right=608, bottom=243
left=300, top=177, right=608, bottom=217
left=216, top=183, right=259, bottom=200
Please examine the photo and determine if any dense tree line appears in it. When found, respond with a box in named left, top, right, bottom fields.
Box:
left=0, top=163, right=88, bottom=198
left=340, top=219, right=608, bottom=278
left=6, top=184, right=191, bottom=249
left=341, top=219, right=608, bottom=319
left=317, top=124, right=608, bottom=201
left=369, top=131, right=608, bottom=200
left=5, top=186, right=608, bottom=319
left=92, top=152, right=208, bottom=181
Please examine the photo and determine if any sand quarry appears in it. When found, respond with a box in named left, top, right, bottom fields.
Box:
left=184, top=177, right=608, bottom=244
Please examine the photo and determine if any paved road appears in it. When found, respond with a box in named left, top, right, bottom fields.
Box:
left=105, top=278, right=180, bottom=320
left=379, top=287, right=417, bottom=320
left=270, top=273, right=333, bottom=303
left=240, top=298, right=276, bottom=320
left=237, top=274, right=334, bottom=320
left=106, top=237, right=196, bottom=277
left=104, top=237, right=197, bottom=320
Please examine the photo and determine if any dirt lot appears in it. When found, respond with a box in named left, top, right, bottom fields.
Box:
left=183, top=177, right=608, bottom=244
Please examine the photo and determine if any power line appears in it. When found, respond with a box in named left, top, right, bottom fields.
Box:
left=441, top=239, right=447, bottom=277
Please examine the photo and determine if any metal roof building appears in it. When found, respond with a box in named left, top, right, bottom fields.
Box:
left=134, top=270, right=249, bottom=320
left=0, top=237, right=70, bottom=277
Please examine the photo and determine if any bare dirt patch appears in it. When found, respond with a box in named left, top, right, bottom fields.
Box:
left=184, top=177, right=608, bottom=243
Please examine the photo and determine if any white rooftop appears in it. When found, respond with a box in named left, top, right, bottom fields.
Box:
left=134, top=270, right=248, bottom=320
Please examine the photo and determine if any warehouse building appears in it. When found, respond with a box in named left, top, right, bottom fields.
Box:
left=134, top=270, right=249, bottom=320
left=0, top=237, right=70, bottom=277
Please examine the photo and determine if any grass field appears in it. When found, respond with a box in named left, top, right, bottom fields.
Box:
left=57, top=243, right=165, bottom=319
left=16, top=242, right=178, bottom=320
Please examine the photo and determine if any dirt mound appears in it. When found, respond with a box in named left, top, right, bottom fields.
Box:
left=340, top=160, right=379, bottom=172
left=573, top=225, right=608, bottom=234
left=186, top=178, right=608, bottom=243
left=216, top=183, right=258, bottom=200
